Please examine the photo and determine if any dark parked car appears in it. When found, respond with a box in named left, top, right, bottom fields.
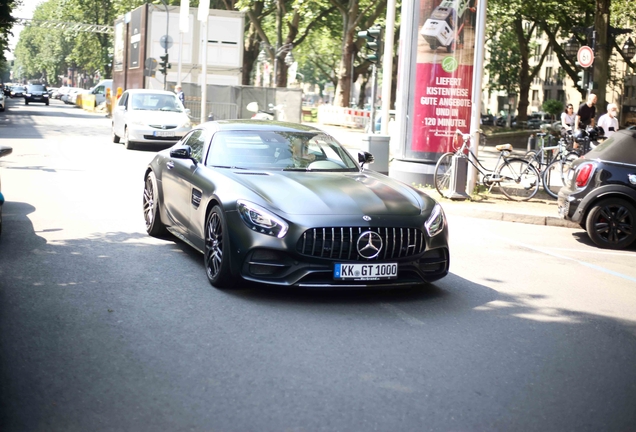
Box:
left=10, top=86, right=26, bottom=98
left=143, top=121, right=450, bottom=289
left=480, top=113, right=495, bottom=126
left=0, top=145, right=13, bottom=236
left=24, top=84, right=49, bottom=105
left=558, top=129, right=636, bottom=249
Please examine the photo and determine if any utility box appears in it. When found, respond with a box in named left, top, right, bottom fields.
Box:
left=361, top=134, right=391, bottom=175
left=447, top=155, right=469, bottom=200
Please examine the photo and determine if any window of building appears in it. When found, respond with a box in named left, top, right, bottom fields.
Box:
left=532, top=90, right=539, bottom=101
left=557, top=90, right=565, bottom=102
left=545, top=67, right=553, bottom=82
left=544, top=90, right=552, bottom=101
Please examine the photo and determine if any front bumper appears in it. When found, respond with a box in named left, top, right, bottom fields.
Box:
left=128, top=125, right=190, bottom=144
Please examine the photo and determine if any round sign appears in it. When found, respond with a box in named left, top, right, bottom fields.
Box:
left=160, top=35, right=173, bottom=50
left=577, top=46, right=594, bottom=68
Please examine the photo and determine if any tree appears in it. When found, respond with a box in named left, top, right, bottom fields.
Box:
left=0, top=0, right=19, bottom=65
left=542, top=99, right=564, bottom=119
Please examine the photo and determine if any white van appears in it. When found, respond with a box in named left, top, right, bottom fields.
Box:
left=90, top=79, right=113, bottom=106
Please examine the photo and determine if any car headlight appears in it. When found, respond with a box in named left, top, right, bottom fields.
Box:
left=25, top=93, right=31, bottom=97
left=181, top=120, right=191, bottom=128
left=237, top=200, right=288, bottom=238
left=424, top=203, right=445, bottom=237
left=43, top=94, right=48, bottom=97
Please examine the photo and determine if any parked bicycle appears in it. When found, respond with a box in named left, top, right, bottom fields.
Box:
left=434, top=130, right=540, bottom=201
left=524, top=131, right=579, bottom=199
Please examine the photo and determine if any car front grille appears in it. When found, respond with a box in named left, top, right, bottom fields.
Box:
left=143, top=135, right=180, bottom=141
left=296, top=227, right=426, bottom=261
left=149, top=125, right=177, bottom=129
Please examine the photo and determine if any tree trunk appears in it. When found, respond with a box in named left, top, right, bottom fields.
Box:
left=334, top=14, right=356, bottom=107
left=593, top=0, right=610, bottom=113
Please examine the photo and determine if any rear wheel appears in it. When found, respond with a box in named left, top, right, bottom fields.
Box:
left=496, top=158, right=539, bottom=201
left=585, top=198, right=636, bottom=249
left=543, top=159, right=568, bottom=199
left=204, top=206, right=237, bottom=289
left=433, top=152, right=455, bottom=197
left=143, top=171, right=167, bottom=237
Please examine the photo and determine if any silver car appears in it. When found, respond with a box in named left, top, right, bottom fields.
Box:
left=112, top=89, right=192, bottom=150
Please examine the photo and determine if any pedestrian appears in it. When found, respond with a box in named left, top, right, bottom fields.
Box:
left=175, top=85, right=185, bottom=105
left=561, top=103, right=576, bottom=131
left=597, top=103, right=619, bottom=138
left=574, top=93, right=597, bottom=131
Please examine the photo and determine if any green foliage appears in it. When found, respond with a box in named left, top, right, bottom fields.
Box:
left=542, top=99, right=564, bottom=118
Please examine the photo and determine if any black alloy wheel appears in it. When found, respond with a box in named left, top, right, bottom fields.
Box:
left=143, top=171, right=167, bottom=237
left=204, top=206, right=236, bottom=289
left=585, top=198, right=636, bottom=249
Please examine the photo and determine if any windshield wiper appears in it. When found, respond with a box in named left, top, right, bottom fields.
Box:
left=282, top=167, right=310, bottom=171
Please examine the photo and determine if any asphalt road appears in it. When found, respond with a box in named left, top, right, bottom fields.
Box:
left=1, top=98, right=635, bottom=431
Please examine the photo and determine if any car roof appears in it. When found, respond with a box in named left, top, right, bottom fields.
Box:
left=195, top=120, right=324, bottom=134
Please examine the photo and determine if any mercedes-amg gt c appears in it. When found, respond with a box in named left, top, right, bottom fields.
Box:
left=143, top=121, right=449, bottom=289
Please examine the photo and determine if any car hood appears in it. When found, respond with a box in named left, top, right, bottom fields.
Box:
left=128, top=110, right=188, bottom=125
left=223, top=170, right=430, bottom=216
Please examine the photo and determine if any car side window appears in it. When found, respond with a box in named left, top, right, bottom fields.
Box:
left=95, top=86, right=105, bottom=95
left=118, top=92, right=128, bottom=107
left=184, top=130, right=206, bottom=163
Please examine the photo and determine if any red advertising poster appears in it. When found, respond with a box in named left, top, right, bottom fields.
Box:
left=410, top=0, right=477, bottom=157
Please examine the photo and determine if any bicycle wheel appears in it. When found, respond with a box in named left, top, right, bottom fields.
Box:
left=496, top=158, right=540, bottom=201
left=433, top=152, right=455, bottom=197
left=542, top=158, right=568, bottom=199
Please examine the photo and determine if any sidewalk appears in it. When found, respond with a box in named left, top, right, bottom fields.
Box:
left=304, top=121, right=578, bottom=229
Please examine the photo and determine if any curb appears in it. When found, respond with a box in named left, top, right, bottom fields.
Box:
left=442, top=205, right=580, bottom=229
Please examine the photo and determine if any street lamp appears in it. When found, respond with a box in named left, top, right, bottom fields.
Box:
left=563, top=36, right=580, bottom=59
left=259, top=42, right=294, bottom=87
left=622, top=37, right=636, bottom=61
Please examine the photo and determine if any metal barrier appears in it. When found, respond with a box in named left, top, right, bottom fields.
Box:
left=184, top=99, right=239, bottom=123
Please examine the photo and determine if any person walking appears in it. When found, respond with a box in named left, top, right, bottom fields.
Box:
left=574, top=93, right=597, bottom=131
left=597, top=103, right=619, bottom=138
left=175, top=85, right=185, bottom=105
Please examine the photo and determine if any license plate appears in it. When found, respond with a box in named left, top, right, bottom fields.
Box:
left=334, top=263, right=398, bottom=281
left=153, top=130, right=175, bottom=137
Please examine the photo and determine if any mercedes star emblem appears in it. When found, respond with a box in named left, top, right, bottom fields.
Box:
left=356, top=231, right=383, bottom=259
left=363, top=215, right=372, bottom=221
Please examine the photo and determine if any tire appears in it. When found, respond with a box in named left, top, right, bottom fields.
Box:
left=433, top=152, right=455, bottom=197
left=496, top=158, right=539, bottom=201
left=428, top=41, right=439, bottom=50
left=25, top=101, right=28, bottom=105
left=204, top=206, right=237, bottom=289
left=112, top=124, right=120, bottom=143
left=45, top=102, right=49, bottom=106
left=542, top=159, right=568, bottom=199
left=585, top=198, right=636, bottom=249
left=143, top=171, right=167, bottom=237
left=124, top=127, right=135, bottom=150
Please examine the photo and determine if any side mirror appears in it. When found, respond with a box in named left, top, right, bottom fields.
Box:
left=170, top=145, right=196, bottom=163
left=246, top=102, right=259, bottom=113
left=358, top=151, right=374, bottom=169
left=0, top=146, right=13, bottom=159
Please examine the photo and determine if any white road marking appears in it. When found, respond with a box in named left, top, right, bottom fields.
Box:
left=496, top=236, right=636, bottom=284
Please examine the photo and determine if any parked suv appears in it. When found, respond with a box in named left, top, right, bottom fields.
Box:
left=24, top=84, right=49, bottom=105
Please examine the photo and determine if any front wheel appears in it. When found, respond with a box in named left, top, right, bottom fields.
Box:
left=124, top=127, right=135, bottom=150
left=496, top=158, right=539, bottom=201
left=205, top=206, right=237, bottom=289
left=433, top=152, right=455, bottom=198
left=585, top=198, right=636, bottom=249
left=143, top=171, right=167, bottom=237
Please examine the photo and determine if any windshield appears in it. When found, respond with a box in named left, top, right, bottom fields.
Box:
left=206, top=131, right=359, bottom=172
left=13, top=86, right=25, bottom=91
left=130, top=93, right=183, bottom=112
left=27, top=85, right=46, bottom=92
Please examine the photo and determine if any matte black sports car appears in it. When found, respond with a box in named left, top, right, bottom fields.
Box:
left=143, top=121, right=450, bottom=289
left=558, top=129, right=636, bottom=249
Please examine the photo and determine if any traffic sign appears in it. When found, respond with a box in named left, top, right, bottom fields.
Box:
left=577, top=46, right=594, bottom=68
left=160, top=35, right=173, bottom=50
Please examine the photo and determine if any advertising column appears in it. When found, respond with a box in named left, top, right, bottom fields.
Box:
left=390, top=0, right=478, bottom=185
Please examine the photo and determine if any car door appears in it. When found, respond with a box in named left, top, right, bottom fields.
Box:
left=161, top=130, right=207, bottom=236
